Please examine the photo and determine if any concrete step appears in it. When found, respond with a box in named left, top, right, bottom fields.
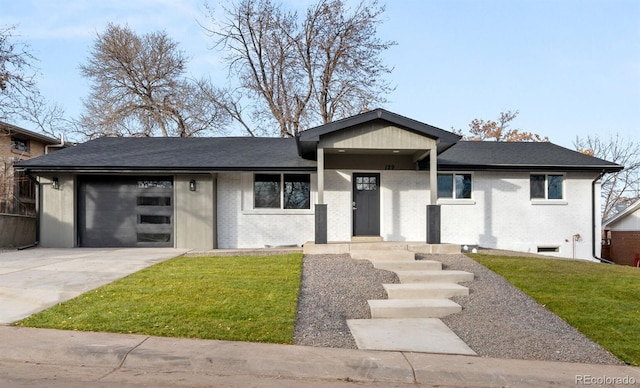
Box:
left=408, top=244, right=462, bottom=254
left=383, top=283, right=469, bottom=299
left=351, top=236, right=383, bottom=242
left=349, top=242, right=410, bottom=251
left=347, top=318, right=477, bottom=355
left=395, top=270, right=474, bottom=284
left=350, top=250, right=415, bottom=262
left=373, top=260, right=442, bottom=271
left=368, top=298, right=462, bottom=318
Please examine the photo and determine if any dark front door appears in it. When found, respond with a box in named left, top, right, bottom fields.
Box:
left=353, top=173, right=380, bottom=236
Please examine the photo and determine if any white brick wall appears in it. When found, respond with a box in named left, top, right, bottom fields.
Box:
left=216, top=170, right=600, bottom=260
left=380, top=170, right=428, bottom=241
left=324, top=169, right=429, bottom=241
left=216, top=173, right=315, bottom=248
left=440, top=171, right=599, bottom=260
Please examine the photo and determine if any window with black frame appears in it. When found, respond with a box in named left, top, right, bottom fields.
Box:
left=437, top=173, right=472, bottom=199
left=530, top=174, right=563, bottom=200
left=254, top=173, right=310, bottom=209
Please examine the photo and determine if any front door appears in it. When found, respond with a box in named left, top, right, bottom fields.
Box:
left=352, top=173, right=380, bottom=236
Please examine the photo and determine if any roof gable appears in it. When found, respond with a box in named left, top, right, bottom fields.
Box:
left=297, top=108, right=460, bottom=159
left=603, top=199, right=640, bottom=229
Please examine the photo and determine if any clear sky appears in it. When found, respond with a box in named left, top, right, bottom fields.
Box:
left=1, top=0, right=638, bottom=149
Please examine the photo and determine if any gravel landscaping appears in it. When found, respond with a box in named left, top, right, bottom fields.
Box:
left=293, top=253, right=623, bottom=365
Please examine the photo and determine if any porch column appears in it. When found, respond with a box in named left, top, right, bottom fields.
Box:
left=429, top=147, right=437, bottom=204
left=315, top=147, right=327, bottom=244
left=427, top=147, right=441, bottom=244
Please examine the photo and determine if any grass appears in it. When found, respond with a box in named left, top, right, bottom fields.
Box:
left=15, top=253, right=303, bottom=344
left=471, top=254, right=640, bottom=366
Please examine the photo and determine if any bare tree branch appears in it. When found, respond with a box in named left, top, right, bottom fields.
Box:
left=79, top=23, right=228, bottom=138
left=202, top=0, right=395, bottom=137
left=575, top=134, right=640, bottom=221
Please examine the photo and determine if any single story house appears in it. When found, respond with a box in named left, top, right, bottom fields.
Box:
left=602, top=199, right=640, bottom=266
left=15, top=109, right=622, bottom=261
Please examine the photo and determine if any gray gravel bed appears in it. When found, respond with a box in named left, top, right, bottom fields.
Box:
left=424, top=253, right=623, bottom=365
left=293, top=254, right=399, bottom=348
left=294, top=252, right=623, bottom=365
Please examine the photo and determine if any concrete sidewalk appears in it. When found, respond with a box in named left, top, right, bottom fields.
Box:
left=0, top=326, right=638, bottom=387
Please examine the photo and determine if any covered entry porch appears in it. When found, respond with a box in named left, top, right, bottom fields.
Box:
left=296, top=109, right=461, bottom=245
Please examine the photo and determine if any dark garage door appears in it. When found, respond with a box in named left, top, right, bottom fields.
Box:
left=78, top=176, right=174, bottom=247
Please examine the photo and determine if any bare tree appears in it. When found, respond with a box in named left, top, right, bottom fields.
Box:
left=0, top=25, right=38, bottom=121
left=457, top=110, right=549, bottom=142
left=202, top=0, right=395, bottom=137
left=79, top=23, right=228, bottom=138
left=575, top=134, right=640, bottom=221
left=0, top=25, right=75, bottom=139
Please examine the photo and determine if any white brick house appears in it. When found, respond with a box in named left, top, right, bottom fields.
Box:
left=15, top=109, right=621, bottom=261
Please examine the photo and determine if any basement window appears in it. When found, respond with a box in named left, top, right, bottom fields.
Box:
left=537, top=246, right=560, bottom=253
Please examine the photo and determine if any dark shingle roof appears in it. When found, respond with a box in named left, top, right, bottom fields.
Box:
left=16, top=137, right=317, bottom=172
left=434, top=141, right=622, bottom=172
left=16, top=135, right=623, bottom=174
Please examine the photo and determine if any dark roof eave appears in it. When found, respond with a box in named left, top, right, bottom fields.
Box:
left=436, top=163, right=624, bottom=173
left=18, top=166, right=318, bottom=174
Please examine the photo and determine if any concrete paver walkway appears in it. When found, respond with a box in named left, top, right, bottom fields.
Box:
left=0, top=248, right=189, bottom=324
left=347, top=246, right=477, bottom=355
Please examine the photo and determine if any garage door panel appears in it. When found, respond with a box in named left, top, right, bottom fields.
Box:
left=79, top=176, right=174, bottom=247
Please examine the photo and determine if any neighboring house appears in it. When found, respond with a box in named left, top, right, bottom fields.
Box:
left=1, top=121, right=64, bottom=215
left=0, top=121, right=64, bottom=247
left=15, top=109, right=622, bottom=261
left=602, top=199, right=640, bottom=266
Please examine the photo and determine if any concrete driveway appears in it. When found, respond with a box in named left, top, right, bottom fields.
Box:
left=0, top=248, right=189, bottom=324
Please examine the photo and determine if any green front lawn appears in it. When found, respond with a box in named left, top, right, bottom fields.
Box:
left=15, top=253, right=303, bottom=344
left=471, top=254, right=640, bottom=366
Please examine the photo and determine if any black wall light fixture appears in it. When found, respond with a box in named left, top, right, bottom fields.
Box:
left=52, top=177, right=60, bottom=190
left=189, top=179, right=196, bottom=191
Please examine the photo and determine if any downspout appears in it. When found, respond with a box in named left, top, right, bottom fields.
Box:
left=592, top=170, right=613, bottom=263
left=45, top=134, right=65, bottom=154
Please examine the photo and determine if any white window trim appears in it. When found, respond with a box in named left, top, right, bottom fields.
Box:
left=242, top=172, right=316, bottom=215
left=436, top=172, right=474, bottom=203
left=530, top=172, right=566, bottom=203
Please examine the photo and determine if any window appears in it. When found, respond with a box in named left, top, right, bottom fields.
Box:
left=254, top=173, right=310, bottom=209
left=530, top=174, right=563, bottom=200
left=137, top=196, right=171, bottom=206
left=10, top=137, right=29, bottom=153
left=138, top=215, right=171, bottom=224
left=437, top=173, right=472, bottom=199
left=355, top=176, right=377, bottom=191
left=137, top=179, right=172, bottom=189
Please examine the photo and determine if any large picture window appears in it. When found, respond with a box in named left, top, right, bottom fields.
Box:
left=437, top=173, right=472, bottom=199
left=530, top=174, right=563, bottom=200
left=254, top=173, right=310, bottom=209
